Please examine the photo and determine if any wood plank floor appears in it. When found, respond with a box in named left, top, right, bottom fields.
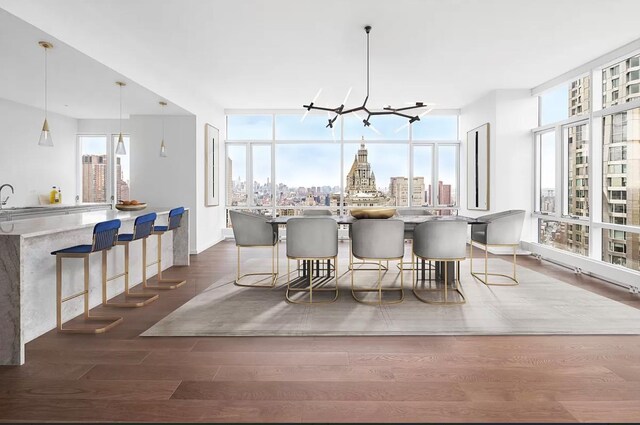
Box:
left=1, top=240, right=639, bottom=423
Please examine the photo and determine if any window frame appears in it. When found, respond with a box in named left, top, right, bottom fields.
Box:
left=224, top=111, right=460, bottom=221
left=532, top=48, right=640, bottom=274
left=76, top=133, right=131, bottom=206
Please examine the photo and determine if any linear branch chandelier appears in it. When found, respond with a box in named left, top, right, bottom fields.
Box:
left=302, top=25, right=432, bottom=129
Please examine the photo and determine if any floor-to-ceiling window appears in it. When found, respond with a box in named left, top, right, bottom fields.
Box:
left=77, top=134, right=131, bottom=204
left=225, top=111, right=460, bottom=227
left=532, top=51, right=640, bottom=275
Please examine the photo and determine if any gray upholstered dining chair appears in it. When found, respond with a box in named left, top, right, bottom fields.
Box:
left=396, top=208, right=432, bottom=271
left=285, top=217, right=339, bottom=304
left=229, top=210, right=279, bottom=288
left=469, top=210, right=525, bottom=286
left=412, top=221, right=467, bottom=305
left=302, top=209, right=332, bottom=216
left=350, top=219, right=405, bottom=305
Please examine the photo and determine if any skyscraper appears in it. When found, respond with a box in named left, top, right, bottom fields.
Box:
left=601, top=54, right=640, bottom=269
left=82, top=154, right=107, bottom=202
left=345, top=143, right=385, bottom=206
left=226, top=156, right=233, bottom=206
left=389, top=176, right=425, bottom=206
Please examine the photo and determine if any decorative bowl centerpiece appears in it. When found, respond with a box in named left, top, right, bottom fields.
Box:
left=349, top=207, right=397, bottom=219
left=115, top=200, right=147, bottom=211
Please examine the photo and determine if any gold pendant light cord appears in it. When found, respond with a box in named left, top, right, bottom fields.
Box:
left=119, top=84, right=122, bottom=135
left=44, top=45, right=48, bottom=119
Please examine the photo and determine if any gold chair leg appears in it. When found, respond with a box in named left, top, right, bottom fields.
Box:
left=234, top=244, right=279, bottom=288
left=57, top=255, right=122, bottom=334
left=413, top=257, right=465, bottom=305
left=351, top=256, right=404, bottom=305
left=286, top=256, right=338, bottom=304
left=470, top=242, right=519, bottom=286
left=104, top=244, right=159, bottom=308
left=143, top=233, right=186, bottom=290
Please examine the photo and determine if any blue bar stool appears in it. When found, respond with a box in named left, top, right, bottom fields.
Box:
left=143, top=207, right=186, bottom=289
left=51, top=219, right=124, bottom=333
left=103, top=213, right=160, bottom=308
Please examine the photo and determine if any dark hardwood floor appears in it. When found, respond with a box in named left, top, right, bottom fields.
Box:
left=1, top=240, right=639, bottom=423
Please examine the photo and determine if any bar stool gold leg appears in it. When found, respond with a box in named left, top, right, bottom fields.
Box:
left=103, top=243, right=159, bottom=308
left=56, top=254, right=122, bottom=334
left=143, top=234, right=186, bottom=290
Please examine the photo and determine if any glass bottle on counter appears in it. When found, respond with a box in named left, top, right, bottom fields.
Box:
left=49, top=186, right=57, bottom=204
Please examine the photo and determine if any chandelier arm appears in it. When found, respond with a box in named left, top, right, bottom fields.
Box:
left=392, top=111, right=419, bottom=120
left=367, top=110, right=396, bottom=116
left=391, top=105, right=428, bottom=112
left=303, top=104, right=342, bottom=113
left=341, top=105, right=366, bottom=115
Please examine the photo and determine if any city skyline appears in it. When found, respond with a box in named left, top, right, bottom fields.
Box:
left=227, top=142, right=455, bottom=209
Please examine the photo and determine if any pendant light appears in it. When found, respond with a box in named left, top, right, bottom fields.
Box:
left=115, top=81, right=127, bottom=155
left=302, top=25, right=432, bottom=129
left=38, top=41, right=54, bottom=147
left=159, top=101, right=168, bottom=157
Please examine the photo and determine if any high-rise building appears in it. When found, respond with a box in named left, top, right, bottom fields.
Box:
left=82, top=154, right=107, bottom=202
left=115, top=157, right=130, bottom=202
left=601, top=54, right=640, bottom=269
left=438, top=180, right=452, bottom=206
left=345, top=143, right=385, bottom=206
left=389, top=176, right=425, bottom=206
left=82, top=154, right=130, bottom=203
left=226, top=156, right=233, bottom=206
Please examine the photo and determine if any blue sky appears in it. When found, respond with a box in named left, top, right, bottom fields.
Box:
left=540, top=84, right=569, bottom=126
left=227, top=114, right=458, bottom=190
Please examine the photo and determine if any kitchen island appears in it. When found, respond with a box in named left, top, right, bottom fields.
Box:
left=0, top=207, right=190, bottom=365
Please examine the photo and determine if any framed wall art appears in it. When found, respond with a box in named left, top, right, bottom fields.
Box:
left=205, top=123, right=219, bottom=206
left=467, top=123, right=490, bottom=210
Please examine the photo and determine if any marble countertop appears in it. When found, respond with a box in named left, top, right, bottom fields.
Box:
left=0, top=207, right=185, bottom=237
left=0, top=203, right=110, bottom=212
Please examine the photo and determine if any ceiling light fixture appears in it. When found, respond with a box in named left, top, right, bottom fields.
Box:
left=38, top=41, right=54, bottom=147
left=159, top=101, right=168, bottom=157
left=303, top=26, right=432, bottom=129
left=115, top=81, right=127, bottom=155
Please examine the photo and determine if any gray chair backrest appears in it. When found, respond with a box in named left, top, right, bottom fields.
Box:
left=351, top=219, right=404, bottom=260
left=229, top=210, right=278, bottom=247
left=302, top=209, right=332, bottom=216
left=286, top=217, right=338, bottom=259
left=413, top=221, right=467, bottom=260
left=397, top=209, right=431, bottom=216
left=480, top=210, right=525, bottom=245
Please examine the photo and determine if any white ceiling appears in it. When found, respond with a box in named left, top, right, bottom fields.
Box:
left=1, top=0, right=640, bottom=112
left=0, top=8, right=191, bottom=119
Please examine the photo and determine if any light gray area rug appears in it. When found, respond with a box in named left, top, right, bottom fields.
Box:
left=142, top=258, right=640, bottom=336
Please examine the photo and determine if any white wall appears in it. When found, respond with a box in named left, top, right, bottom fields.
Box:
left=0, top=97, right=78, bottom=206
left=460, top=89, right=538, bottom=242
left=129, top=114, right=198, bottom=252
left=77, top=118, right=127, bottom=135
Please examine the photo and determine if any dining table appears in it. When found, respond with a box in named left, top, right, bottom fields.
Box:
left=268, top=214, right=486, bottom=284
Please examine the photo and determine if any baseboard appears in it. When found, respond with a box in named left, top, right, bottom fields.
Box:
left=194, top=235, right=224, bottom=255
left=522, top=241, right=639, bottom=291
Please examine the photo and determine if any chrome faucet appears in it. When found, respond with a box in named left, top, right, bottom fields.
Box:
left=0, top=184, right=14, bottom=209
